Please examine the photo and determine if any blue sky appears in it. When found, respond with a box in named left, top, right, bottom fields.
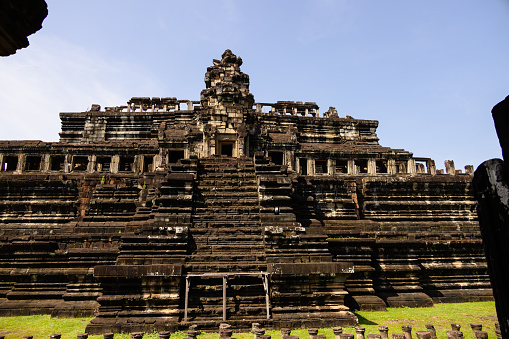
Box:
left=1, top=1, right=508, bottom=171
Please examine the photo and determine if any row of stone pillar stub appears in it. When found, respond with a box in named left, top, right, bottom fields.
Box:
left=7, top=322, right=496, bottom=339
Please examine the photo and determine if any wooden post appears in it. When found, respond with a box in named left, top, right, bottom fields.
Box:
left=184, top=276, right=190, bottom=322
left=223, top=275, right=227, bottom=321
left=263, top=274, right=270, bottom=319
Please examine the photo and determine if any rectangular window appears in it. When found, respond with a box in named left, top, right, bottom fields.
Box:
left=335, top=159, right=348, bottom=174
left=119, top=156, right=134, bottom=172
left=356, top=160, right=368, bottom=174
left=268, top=151, right=284, bottom=166
left=415, top=161, right=426, bottom=174
left=96, top=157, right=111, bottom=172
left=315, top=160, right=328, bottom=174
left=51, top=156, right=65, bottom=171
left=25, top=156, right=42, bottom=171
left=143, top=155, right=153, bottom=172
left=168, top=150, right=185, bottom=164
left=376, top=160, right=388, bottom=174
left=3, top=156, right=18, bottom=171
left=395, top=160, right=407, bottom=174
left=299, top=158, right=308, bottom=175
left=73, top=156, right=88, bottom=172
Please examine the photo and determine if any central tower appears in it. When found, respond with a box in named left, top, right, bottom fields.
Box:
left=199, top=49, right=254, bottom=157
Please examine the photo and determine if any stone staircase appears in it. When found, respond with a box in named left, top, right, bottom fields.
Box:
left=184, top=156, right=268, bottom=325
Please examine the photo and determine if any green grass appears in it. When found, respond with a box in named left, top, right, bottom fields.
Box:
left=0, top=302, right=498, bottom=339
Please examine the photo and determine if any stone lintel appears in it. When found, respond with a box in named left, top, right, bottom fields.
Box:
left=268, top=262, right=354, bottom=275
left=94, top=264, right=182, bottom=278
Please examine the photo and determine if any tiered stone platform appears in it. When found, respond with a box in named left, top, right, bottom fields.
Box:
left=0, top=50, right=492, bottom=333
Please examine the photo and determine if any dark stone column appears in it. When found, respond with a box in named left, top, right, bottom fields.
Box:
left=473, top=95, right=509, bottom=339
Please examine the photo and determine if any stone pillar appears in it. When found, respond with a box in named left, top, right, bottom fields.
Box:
left=0, top=154, right=3, bottom=171
left=111, top=155, right=119, bottom=174
left=356, top=327, right=366, bottom=339
left=333, top=327, right=343, bottom=339
left=425, top=325, right=436, bottom=339
left=88, top=155, right=96, bottom=173
left=328, top=158, right=335, bottom=175
left=305, top=108, right=309, bottom=116
left=308, top=329, right=318, bottom=339
left=154, top=154, right=164, bottom=170
left=348, top=159, right=356, bottom=174
left=219, top=323, right=232, bottom=339
left=281, top=329, right=291, bottom=338
left=132, top=155, right=140, bottom=173
left=426, top=160, right=437, bottom=175
left=16, top=153, right=24, bottom=173
left=470, top=324, right=482, bottom=332
left=253, top=328, right=265, bottom=339
left=446, top=331, right=462, bottom=339
left=451, top=324, right=460, bottom=332
left=407, top=159, right=416, bottom=174
left=64, top=154, right=72, bottom=173
left=415, top=332, right=431, bottom=339
left=237, top=139, right=244, bottom=158
left=295, top=157, right=300, bottom=173
left=41, top=154, right=51, bottom=172
left=256, top=103, right=262, bottom=113
left=445, top=160, right=455, bottom=175
left=367, top=158, right=376, bottom=174
left=473, top=331, right=488, bottom=339
left=387, top=159, right=397, bottom=174
left=308, top=159, right=315, bottom=175
left=379, top=326, right=389, bottom=339
left=402, top=325, right=412, bottom=339
left=187, top=101, right=193, bottom=110
left=158, top=332, right=171, bottom=339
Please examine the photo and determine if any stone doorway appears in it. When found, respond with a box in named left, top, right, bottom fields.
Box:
left=218, top=141, right=234, bottom=157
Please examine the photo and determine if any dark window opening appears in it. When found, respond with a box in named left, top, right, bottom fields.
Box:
left=73, top=156, right=89, bottom=172
left=3, top=156, right=18, bottom=171
left=376, top=160, right=388, bottom=174
left=25, top=156, right=41, bottom=171
left=96, top=157, right=110, bottom=172
left=268, top=151, right=284, bottom=166
left=169, top=150, right=185, bottom=164
left=299, top=158, right=308, bottom=175
left=395, top=161, right=407, bottom=174
left=416, top=162, right=426, bottom=174
left=119, top=156, right=134, bottom=172
left=356, top=160, right=368, bottom=174
left=335, top=160, right=348, bottom=174
left=51, top=156, right=65, bottom=171
left=315, top=160, right=328, bottom=174
left=143, top=156, right=153, bottom=172
left=219, top=143, right=233, bottom=157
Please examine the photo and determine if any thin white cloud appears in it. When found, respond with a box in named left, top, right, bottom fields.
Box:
left=0, top=36, right=161, bottom=142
